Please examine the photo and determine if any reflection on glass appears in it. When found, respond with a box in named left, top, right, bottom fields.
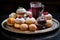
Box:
left=30, top=2, right=44, bottom=19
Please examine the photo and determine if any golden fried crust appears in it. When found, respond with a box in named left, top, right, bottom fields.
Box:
left=7, top=22, right=14, bottom=26
left=7, top=18, right=15, bottom=26
left=29, top=24, right=37, bottom=31
left=26, top=19, right=36, bottom=24
left=45, top=20, right=53, bottom=28
left=20, top=24, right=28, bottom=31
left=14, top=23, right=21, bottom=28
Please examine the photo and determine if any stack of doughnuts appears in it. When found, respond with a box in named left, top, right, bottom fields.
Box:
left=6, top=7, right=53, bottom=31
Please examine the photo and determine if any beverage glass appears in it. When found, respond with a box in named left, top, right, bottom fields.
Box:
left=30, top=2, right=44, bottom=19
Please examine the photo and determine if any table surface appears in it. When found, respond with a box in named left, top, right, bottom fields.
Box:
left=0, top=13, right=60, bottom=40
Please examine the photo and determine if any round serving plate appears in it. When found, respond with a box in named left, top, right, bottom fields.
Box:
left=1, top=18, right=60, bottom=34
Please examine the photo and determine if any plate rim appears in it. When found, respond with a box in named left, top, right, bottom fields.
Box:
left=1, top=18, right=60, bottom=34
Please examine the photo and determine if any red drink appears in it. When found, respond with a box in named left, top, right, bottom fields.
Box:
left=30, top=2, right=44, bottom=19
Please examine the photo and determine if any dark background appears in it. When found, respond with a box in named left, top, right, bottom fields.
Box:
left=0, top=0, right=60, bottom=40
left=0, top=0, right=60, bottom=21
left=0, top=0, right=60, bottom=14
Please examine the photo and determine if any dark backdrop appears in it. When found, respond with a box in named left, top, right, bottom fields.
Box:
left=0, top=0, right=60, bottom=40
left=0, top=0, right=60, bottom=21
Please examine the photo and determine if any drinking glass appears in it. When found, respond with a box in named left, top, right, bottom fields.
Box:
left=30, top=2, right=44, bottom=19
